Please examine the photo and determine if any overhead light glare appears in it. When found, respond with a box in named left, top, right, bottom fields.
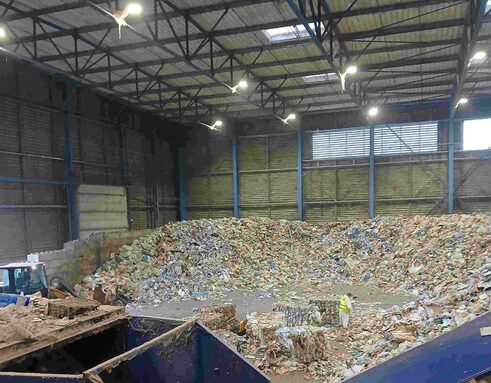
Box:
left=198, top=120, right=223, bottom=130
left=455, top=97, right=468, bottom=108
left=368, top=106, right=379, bottom=117
left=211, top=120, right=223, bottom=130
left=285, top=113, right=296, bottom=122
left=31, top=265, right=37, bottom=270
left=345, top=65, right=358, bottom=75
left=126, top=2, right=143, bottom=15
left=230, top=80, right=248, bottom=93
left=0, top=27, right=6, bottom=39
left=275, top=113, right=296, bottom=124
left=472, top=51, right=486, bottom=61
left=341, top=65, right=358, bottom=91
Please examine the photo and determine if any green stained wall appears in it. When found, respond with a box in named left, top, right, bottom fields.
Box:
left=185, top=119, right=490, bottom=222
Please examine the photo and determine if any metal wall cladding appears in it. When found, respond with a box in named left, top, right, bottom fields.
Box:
left=455, top=156, right=491, bottom=196
left=0, top=211, right=28, bottom=262
left=25, top=209, right=68, bottom=252
left=186, top=130, right=234, bottom=217
left=239, top=137, right=267, bottom=171
left=77, top=184, right=128, bottom=240
left=375, top=163, right=412, bottom=199
left=411, top=162, right=446, bottom=198
left=237, top=133, right=297, bottom=219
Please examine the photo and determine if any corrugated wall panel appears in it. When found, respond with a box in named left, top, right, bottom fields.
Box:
left=0, top=212, right=27, bottom=262
left=240, top=173, right=268, bottom=205
left=239, top=137, right=267, bottom=170
left=188, top=176, right=210, bottom=205
left=412, top=163, right=446, bottom=198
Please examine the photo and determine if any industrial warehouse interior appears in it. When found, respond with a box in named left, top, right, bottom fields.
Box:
left=0, top=0, right=490, bottom=382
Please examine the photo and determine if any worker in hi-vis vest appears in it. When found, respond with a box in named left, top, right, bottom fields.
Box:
left=339, top=292, right=353, bottom=328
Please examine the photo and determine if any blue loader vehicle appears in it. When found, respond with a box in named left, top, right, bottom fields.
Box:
left=0, top=262, right=48, bottom=308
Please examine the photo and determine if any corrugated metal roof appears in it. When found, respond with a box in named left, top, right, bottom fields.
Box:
left=1, top=0, right=489, bottom=122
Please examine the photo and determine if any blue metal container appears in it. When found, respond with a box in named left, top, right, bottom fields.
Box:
left=0, top=316, right=270, bottom=383
left=344, top=311, right=491, bottom=383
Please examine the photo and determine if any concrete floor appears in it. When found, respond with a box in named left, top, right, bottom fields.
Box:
left=128, top=283, right=414, bottom=382
left=129, top=283, right=414, bottom=319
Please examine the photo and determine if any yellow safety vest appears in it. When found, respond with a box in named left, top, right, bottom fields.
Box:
left=339, top=295, right=350, bottom=314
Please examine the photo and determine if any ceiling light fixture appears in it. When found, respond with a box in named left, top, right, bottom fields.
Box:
left=368, top=106, right=379, bottom=117
left=228, top=80, right=248, bottom=93
left=110, top=2, right=143, bottom=38
left=345, top=65, right=358, bottom=75
left=470, top=51, right=486, bottom=63
left=455, top=97, right=468, bottom=109
left=0, top=26, right=6, bottom=39
left=340, top=65, right=358, bottom=91
left=212, top=120, right=223, bottom=129
left=275, top=113, right=296, bottom=124
left=199, top=120, right=223, bottom=130
left=126, top=2, right=143, bottom=15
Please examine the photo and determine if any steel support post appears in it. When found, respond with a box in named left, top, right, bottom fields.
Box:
left=447, top=119, right=455, bottom=213
left=232, top=133, right=240, bottom=218
left=369, top=125, right=376, bottom=218
left=297, top=127, right=304, bottom=221
left=177, top=147, right=188, bottom=220
left=62, top=82, right=78, bottom=240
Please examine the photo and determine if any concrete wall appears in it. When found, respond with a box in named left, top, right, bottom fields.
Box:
left=0, top=54, right=183, bottom=264
left=36, top=230, right=149, bottom=284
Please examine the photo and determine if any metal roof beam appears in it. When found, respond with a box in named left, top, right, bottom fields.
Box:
left=5, top=3, right=468, bottom=47
left=341, top=18, right=466, bottom=41
left=89, top=54, right=458, bottom=88
left=139, top=78, right=457, bottom=108
left=119, top=68, right=456, bottom=97
left=0, top=0, right=227, bottom=118
left=159, top=90, right=450, bottom=113
left=157, top=0, right=292, bottom=115
left=449, top=0, right=488, bottom=113
left=74, top=37, right=464, bottom=76
left=2, top=0, right=271, bottom=22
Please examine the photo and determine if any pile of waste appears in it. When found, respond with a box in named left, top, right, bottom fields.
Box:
left=82, top=217, right=350, bottom=304
left=81, top=214, right=490, bottom=381
left=83, top=214, right=489, bottom=305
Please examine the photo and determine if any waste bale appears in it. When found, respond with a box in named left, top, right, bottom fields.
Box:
left=48, top=298, right=100, bottom=319
left=273, top=303, right=316, bottom=326
left=196, top=303, right=236, bottom=330
left=276, top=326, right=333, bottom=363
left=246, top=312, right=286, bottom=347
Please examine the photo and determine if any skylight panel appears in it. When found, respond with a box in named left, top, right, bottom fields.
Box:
left=264, top=23, right=319, bottom=42
left=302, top=73, right=337, bottom=83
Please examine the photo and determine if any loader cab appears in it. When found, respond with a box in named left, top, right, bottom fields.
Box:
left=0, top=262, right=48, bottom=298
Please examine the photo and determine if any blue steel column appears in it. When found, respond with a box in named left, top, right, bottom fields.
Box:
left=297, top=127, right=304, bottom=221
left=447, top=120, right=455, bottom=213
left=62, top=83, right=78, bottom=240
left=177, top=147, right=188, bottom=220
left=369, top=125, right=375, bottom=218
left=232, top=133, right=240, bottom=218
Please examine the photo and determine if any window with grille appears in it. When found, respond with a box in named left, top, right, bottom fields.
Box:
left=312, top=122, right=438, bottom=160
